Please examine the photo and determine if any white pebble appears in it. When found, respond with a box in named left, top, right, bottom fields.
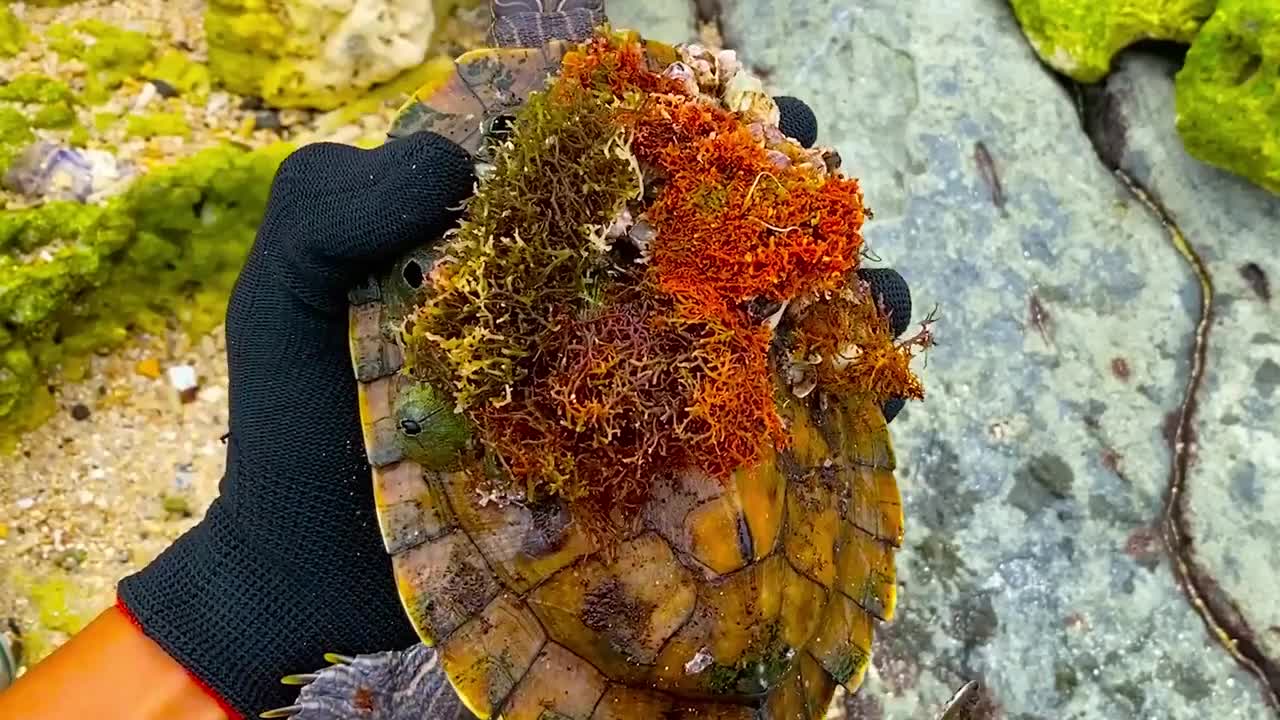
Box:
left=15, top=498, right=35, bottom=511
left=167, top=364, right=198, bottom=391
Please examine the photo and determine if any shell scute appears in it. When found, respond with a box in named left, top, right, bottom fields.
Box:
left=804, top=593, right=874, bottom=693
left=833, top=521, right=897, bottom=622
left=438, top=592, right=546, bottom=718
left=392, top=531, right=501, bottom=645
left=730, top=450, right=787, bottom=562
left=440, top=470, right=597, bottom=593
left=782, top=471, right=842, bottom=591
left=500, top=642, right=608, bottom=720
left=527, top=532, right=697, bottom=680
left=357, top=373, right=412, bottom=467
left=373, top=462, right=455, bottom=554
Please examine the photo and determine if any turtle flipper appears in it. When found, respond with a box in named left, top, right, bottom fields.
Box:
left=262, top=644, right=475, bottom=720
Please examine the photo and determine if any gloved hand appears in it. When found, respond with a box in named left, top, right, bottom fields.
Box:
left=115, top=96, right=914, bottom=719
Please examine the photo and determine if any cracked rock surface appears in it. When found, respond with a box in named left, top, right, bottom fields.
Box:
left=699, top=0, right=1278, bottom=716
left=1095, top=48, right=1280, bottom=694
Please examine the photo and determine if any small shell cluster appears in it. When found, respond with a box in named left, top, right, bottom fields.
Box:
left=609, top=42, right=843, bottom=272
left=665, top=43, right=778, bottom=127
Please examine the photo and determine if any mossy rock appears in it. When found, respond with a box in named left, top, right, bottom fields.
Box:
left=0, top=4, right=27, bottom=58
left=205, top=0, right=481, bottom=110
left=1175, top=0, right=1280, bottom=195
left=0, top=107, right=34, bottom=176
left=1009, top=0, right=1216, bottom=82
left=42, top=20, right=156, bottom=104
left=0, top=142, right=296, bottom=449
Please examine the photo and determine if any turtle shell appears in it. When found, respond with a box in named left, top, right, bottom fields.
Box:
left=347, top=24, right=904, bottom=720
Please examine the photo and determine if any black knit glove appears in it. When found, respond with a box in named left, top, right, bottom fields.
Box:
left=117, top=131, right=477, bottom=718
left=115, top=98, right=913, bottom=720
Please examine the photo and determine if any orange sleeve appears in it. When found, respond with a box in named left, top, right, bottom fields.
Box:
left=0, top=600, right=236, bottom=720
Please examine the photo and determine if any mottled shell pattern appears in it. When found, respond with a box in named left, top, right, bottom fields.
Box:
left=272, top=1, right=926, bottom=719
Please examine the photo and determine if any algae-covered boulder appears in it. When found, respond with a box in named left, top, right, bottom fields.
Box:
left=1175, top=0, right=1280, bottom=195
left=0, top=143, right=295, bottom=446
left=1009, top=0, right=1215, bottom=81
left=205, top=0, right=474, bottom=110
left=0, top=4, right=26, bottom=58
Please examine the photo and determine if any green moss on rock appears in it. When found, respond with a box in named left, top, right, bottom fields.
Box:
left=1010, top=0, right=1216, bottom=82
left=0, top=4, right=27, bottom=58
left=47, top=20, right=156, bottom=104
left=32, top=101, right=78, bottom=129
left=143, top=49, right=212, bottom=101
left=0, top=74, right=75, bottom=104
left=205, top=0, right=478, bottom=110
left=1176, top=0, right=1280, bottom=195
left=0, top=106, right=34, bottom=175
left=0, top=141, right=296, bottom=447
left=125, top=111, right=191, bottom=138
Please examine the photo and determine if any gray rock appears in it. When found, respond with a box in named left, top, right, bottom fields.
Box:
left=607, top=0, right=698, bottom=44
left=1098, top=48, right=1280, bottom=678
left=716, top=0, right=1274, bottom=717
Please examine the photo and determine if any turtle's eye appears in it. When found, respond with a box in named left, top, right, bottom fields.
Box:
left=402, top=259, right=425, bottom=289
left=399, top=419, right=423, bottom=436
left=489, top=114, right=517, bottom=142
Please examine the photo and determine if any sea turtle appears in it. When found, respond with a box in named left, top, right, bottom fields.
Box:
left=266, top=2, right=957, bottom=719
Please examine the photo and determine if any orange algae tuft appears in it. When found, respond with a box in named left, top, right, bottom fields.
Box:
left=791, top=280, right=933, bottom=409
left=629, top=95, right=868, bottom=312
left=400, top=31, right=926, bottom=535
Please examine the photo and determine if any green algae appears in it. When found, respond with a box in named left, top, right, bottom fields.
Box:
left=0, top=141, right=296, bottom=448
left=45, top=20, right=156, bottom=104
left=125, top=111, right=191, bottom=138
left=1175, top=0, right=1280, bottom=195
left=32, top=101, right=78, bottom=130
left=0, top=74, right=75, bottom=104
left=6, top=571, right=97, bottom=668
left=0, top=4, right=27, bottom=58
left=1009, top=0, right=1216, bottom=82
left=205, top=0, right=478, bottom=109
left=0, top=106, right=34, bottom=176
left=143, top=49, right=212, bottom=101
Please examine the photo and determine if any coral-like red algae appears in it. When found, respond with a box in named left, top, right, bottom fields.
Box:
left=403, top=31, right=929, bottom=536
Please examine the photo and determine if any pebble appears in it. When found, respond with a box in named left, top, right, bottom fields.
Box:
left=253, top=110, right=282, bottom=131
left=135, top=358, right=162, bottom=379
left=14, top=499, right=34, bottom=512
left=147, top=79, right=179, bottom=98
left=166, top=364, right=199, bottom=403
left=172, top=463, right=194, bottom=491
left=70, top=404, right=91, bottom=421
left=131, top=81, right=158, bottom=112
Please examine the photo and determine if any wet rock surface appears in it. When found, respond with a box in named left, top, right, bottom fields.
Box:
left=1096, top=48, right=1280, bottom=691
left=718, top=0, right=1277, bottom=716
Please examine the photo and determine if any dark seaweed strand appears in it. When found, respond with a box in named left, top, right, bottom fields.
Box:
left=1115, top=169, right=1280, bottom=712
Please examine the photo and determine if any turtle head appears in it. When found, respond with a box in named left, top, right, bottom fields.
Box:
left=394, top=383, right=471, bottom=471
